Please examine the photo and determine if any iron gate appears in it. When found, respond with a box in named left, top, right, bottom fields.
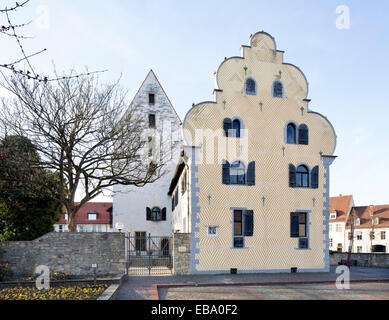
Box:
left=125, top=233, right=172, bottom=275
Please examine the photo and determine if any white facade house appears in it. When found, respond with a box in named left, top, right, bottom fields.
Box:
left=344, top=205, right=389, bottom=253
left=112, top=70, right=182, bottom=238
left=54, top=202, right=114, bottom=233
left=329, top=196, right=389, bottom=253
left=328, top=195, right=354, bottom=252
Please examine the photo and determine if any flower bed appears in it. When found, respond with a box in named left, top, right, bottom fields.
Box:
left=0, top=284, right=108, bottom=300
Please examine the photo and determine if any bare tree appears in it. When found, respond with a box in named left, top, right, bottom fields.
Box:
left=0, top=73, right=169, bottom=231
left=1, top=0, right=105, bottom=82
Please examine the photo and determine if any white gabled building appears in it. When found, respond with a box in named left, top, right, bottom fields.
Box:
left=328, top=195, right=354, bottom=252
left=112, top=70, right=183, bottom=241
left=329, top=195, right=389, bottom=253
left=345, top=205, right=389, bottom=253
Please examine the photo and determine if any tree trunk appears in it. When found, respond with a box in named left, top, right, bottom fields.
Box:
left=68, top=213, right=77, bottom=232
left=66, top=203, right=78, bottom=232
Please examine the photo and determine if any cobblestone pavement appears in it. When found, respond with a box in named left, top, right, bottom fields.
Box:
left=113, top=266, right=389, bottom=300
left=159, top=282, right=389, bottom=300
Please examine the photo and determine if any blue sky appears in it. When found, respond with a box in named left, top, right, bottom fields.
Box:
left=1, top=0, right=388, bottom=205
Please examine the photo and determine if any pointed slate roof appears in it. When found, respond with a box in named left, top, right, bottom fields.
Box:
left=129, top=69, right=181, bottom=122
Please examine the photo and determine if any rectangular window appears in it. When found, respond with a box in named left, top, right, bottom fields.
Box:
left=381, top=231, right=386, bottom=240
left=181, top=171, right=187, bottom=195
left=357, top=246, right=362, bottom=253
left=336, top=224, right=341, bottom=232
left=290, top=212, right=308, bottom=249
left=208, top=226, right=218, bottom=236
left=64, top=213, right=68, bottom=221
left=59, top=225, right=63, bottom=232
left=337, top=243, right=342, bottom=252
left=148, top=114, right=156, bottom=128
left=135, top=231, right=147, bottom=251
left=329, top=224, right=333, bottom=232
left=234, top=210, right=243, bottom=236
left=356, top=232, right=362, bottom=240
left=298, top=213, right=307, bottom=237
left=330, top=212, right=337, bottom=220
left=329, top=238, right=333, bottom=247
left=148, top=93, right=155, bottom=104
left=233, top=210, right=244, bottom=248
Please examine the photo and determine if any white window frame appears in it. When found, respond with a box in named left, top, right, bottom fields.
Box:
left=88, top=213, right=97, bottom=221
left=330, top=212, right=337, bottom=220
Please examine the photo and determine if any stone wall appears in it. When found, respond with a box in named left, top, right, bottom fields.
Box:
left=330, top=252, right=389, bottom=268
left=173, top=233, right=191, bottom=275
left=0, top=232, right=125, bottom=279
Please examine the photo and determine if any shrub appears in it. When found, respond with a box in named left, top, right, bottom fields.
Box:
left=0, top=263, right=9, bottom=281
left=50, top=270, right=71, bottom=280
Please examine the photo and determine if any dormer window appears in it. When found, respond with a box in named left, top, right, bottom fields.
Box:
left=330, top=212, right=337, bottom=220
left=88, top=211, right=98, bottom=221
left=148, top=93, right=155, bottom=104
left=372, top=217, right=379, bottom=225
left=64, top=213, right=68, bottom=221
left=354, top=218, right=360, bottom=226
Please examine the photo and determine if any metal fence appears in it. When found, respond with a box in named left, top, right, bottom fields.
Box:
left=125, top=233, right=173, bottom=275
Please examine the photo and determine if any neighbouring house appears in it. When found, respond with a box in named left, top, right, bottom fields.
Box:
left=112, top=70, right=183, bottom=250
left=169, top=31, right=337, bottom=274
left=54, top=202, right=113, bottom=232
left=345, top=205, right=389, bottom=253
left=328, top=195, right=355, bottom=252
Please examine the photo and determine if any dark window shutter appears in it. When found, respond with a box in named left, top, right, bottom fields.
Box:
left=222, top=161, right=230, bottom=184
left=162, top=207, right=166, bottom=221
left=311, top=166, right=319, bottom=189
left=247, top=161, right=255, bottom=186
left=146, top=207, right=151, bottom=221
left=289, top=164, right=296, bottom=187
left=298, top=124, right=309, bottom=145
left=244, top=210, right=254, bottom=236
left=290, top=212, right=299, bottom=237
left=223, top=118, right=232, bottom=137
left=175, top=189, right=178, bottom=207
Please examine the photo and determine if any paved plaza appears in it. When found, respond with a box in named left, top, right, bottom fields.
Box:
left=159, top=282, right=389, bottom=300
left=114, top=266, right=389, bottom=300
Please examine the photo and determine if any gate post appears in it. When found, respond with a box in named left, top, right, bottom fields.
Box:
left=148, top=233, right=151, bottom=275
left=126, top=232, right=130, bottom=276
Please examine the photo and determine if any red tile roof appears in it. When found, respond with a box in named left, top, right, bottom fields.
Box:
left=56, top=202, right=112, bottom=225
left=329, top=195, right=353, bottom=222
left=346, top=205, right=389, bottom=229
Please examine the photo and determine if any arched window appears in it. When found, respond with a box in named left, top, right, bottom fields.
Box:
left=272, top=80, right=284, bottom=98
left=296, top=165, right=309, bottom=187
left=152, top=207, right=161, bottom=221
left=223, top=118, right=232, bottom=137
left=230, top=161, right=246, bottom=185
left=287, top=123, right=297, bottom=144
left=244, top=78, right=257, bottom=96
left=298, top=124, right=309, bottom=145
left=232, top=119, right=241, bottom=138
